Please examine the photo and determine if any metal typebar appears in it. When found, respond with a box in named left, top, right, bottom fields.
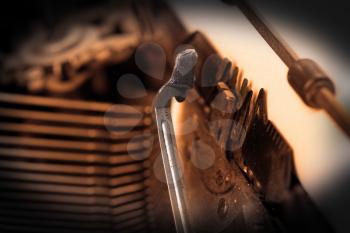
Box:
left=0, top=199, right=146, bottom=215
left=0, top=180, right=109, bottom=195
left=0, top=224, right=99, bottom=233
left=0, top=191, right=145, bottom=206
left=113, top=218, right=148, bottom=231
left=0, top=201, right=105, bottom=215
left=0, top=170, right=145, bottom=186
left=0, top=108, right=147, bottom=127
left=0, top=92, right=148, bottom=113
left=0, top=216, right=111, bottom=229
left=0, top=180, right=145, bottom=196
left=0, top=136, right=148, bottom=155
left=0, top=192, right=145, bottom=211
left=0, top=151, right=143, bottom=165
left=0, top=216, right=149, bottom=233
left=0, top=122, right=145, bottom=140
left=112, top=209, right=147, bottom=224
left=0, top=208, right=146, bottom=223
left=114, top=223, right=149, bottom=233
left=154, top=49, right=198, bottom=233
left=111, top=201, right=146, bottom=215
left=0, top=160, right=144, bottom=176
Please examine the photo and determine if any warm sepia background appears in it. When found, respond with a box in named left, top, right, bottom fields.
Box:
left=170, top=0, right=350, bottom=232
left=0, top=0, right=349, bottom=232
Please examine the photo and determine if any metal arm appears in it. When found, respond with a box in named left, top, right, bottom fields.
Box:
left=154, top=49, right=198, bottom=233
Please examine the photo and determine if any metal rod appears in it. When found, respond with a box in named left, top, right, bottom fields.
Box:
left=225, top=0, right=350, bottom=138
left=154, top=49, right=198, bottom=233
left=234, top=0, right=298, bottom=67
left=316, top=88, right=350, bottom=138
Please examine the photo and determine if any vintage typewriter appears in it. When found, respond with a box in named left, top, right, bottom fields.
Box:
left=0, top=0, right=349, bottom=233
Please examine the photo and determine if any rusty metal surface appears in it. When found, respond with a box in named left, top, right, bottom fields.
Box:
left=175, top=95, right=275, bottom=233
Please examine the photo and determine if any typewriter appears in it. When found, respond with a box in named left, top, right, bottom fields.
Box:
left=0, top=1, right=348, bottom=233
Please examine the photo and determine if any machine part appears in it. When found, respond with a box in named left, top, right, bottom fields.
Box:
left=2, top=3, right=140, bottom=94
left=223, top=0, right=298, bottom=67
left=180, top=30, right=334, bottom=231
left=173, top=89, right=275, bottom=233
left=223, top=0, right=350, bottom=138
left=0, top=1, right=339, bottom=232
left=209, top=81, right=242, bottom=151
left=182, top=31, right=223, bottom=103
left=154, top=49, right=198, bottom=233
left=240, top=89, right=293, bottom=202
left=0, top=91, right=155, bottom=232
left=288, top=59, right=335, bottom=108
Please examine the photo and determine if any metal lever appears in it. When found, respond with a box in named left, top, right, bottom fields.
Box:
left=154, top=49, right=198, bottom=233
